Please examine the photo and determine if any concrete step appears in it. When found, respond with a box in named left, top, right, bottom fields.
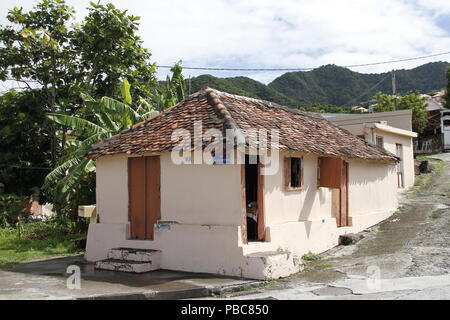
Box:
left=107, top=247, right=161, bottom=262
left=95, top=259, right=159, bottom=273
left=243, top=250, right=304, bottom=280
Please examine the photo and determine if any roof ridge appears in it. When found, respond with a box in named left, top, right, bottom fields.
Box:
left=207, top=88, right=324, bottom=120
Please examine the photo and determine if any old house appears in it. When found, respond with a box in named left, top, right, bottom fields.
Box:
left=85, top=88, right=400, bottom=280
left=327, top=110, right=417, bottom=189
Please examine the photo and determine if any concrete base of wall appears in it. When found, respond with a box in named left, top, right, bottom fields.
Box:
left=85, top=208, right=396, bottom=280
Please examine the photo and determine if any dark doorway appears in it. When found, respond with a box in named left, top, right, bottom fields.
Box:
left=245, top=155, right=259, bottom=241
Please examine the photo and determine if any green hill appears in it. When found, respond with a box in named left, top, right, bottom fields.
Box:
left=187, top=75, right=297, bottom=106
left=183, top=61, right=449, bottom=107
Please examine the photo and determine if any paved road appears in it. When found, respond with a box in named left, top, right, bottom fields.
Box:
left=217, top=153, right=450, bottom=300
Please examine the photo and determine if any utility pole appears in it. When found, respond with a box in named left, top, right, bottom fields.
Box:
left=188, top=75, right=191, bottom=95
left=391, top=69, right=397, bottom=110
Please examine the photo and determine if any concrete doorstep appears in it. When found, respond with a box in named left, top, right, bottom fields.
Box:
left=0, top=255, right=263, bottom=300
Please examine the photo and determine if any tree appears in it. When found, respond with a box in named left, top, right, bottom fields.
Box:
left=0, top=0, right=158, bottom=165
left=445, top=66, right=450, bottom=109
left=373, top=92, right=395, bottom=112
left=397, top=93, right=428, bottom=134
left=43, top=67, right=186, bottom=216
left=0, top=90, right=51, bottom=195
left=372, top=92, right=427, bottom=134
left=71, top=1, right=157, bottom=100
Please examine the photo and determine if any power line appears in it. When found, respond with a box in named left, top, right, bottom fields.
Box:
left=341, top=73, right=392, bottom=107
left=156, top=51, right=450, bottom=72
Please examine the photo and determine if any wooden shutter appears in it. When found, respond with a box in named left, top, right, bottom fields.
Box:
left=318, top=157, right=343, bottom=188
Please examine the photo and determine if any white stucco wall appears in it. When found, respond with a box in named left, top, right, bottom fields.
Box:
left=264, top=152, right=332, bottom=225
left=87, top=150, right=400, bottom=280
left=373, top=130, right=415, bottom=188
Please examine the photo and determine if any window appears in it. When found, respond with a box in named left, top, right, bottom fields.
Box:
left=284, top=157, right=303, bottom=190
left=376, top=136, right=384, bottom=148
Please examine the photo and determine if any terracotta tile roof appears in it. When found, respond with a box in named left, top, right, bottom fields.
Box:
left=87, top=88, right=398, bottom=162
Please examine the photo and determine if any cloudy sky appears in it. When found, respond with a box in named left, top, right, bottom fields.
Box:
left=1, top=0, right=450, bottom=84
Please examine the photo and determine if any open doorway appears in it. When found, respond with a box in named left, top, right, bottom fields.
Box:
left=245, top=154, right=259, bottom=241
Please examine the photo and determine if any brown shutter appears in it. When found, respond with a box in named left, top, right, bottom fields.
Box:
left=284, top=156, right=291, bottom=190
left=128, top=157, right=146, bottom=239
left=318, top=157, right=343, bottom=188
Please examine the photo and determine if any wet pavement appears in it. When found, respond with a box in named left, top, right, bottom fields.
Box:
left=210, top=153, right=450, bottom=300
left=0, top=255, right=259, bottom=299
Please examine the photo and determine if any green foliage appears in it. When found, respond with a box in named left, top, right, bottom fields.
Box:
left=373, top=92, right=428, bottom=133
left=182, top=62, right=449, bottom=109
left=0, top=0, right=159, bottom=170
left=396, top=93, right=428, bottom=134
left=445, top=66, right=450, bottom=109
left=0, top=90, right=52, bottom=195
left=373, top=92, right=395, bottom=112
left=298, top=103, right=350, bottom=113
left=0, top=220, right=83, bottom=269
left=0, top=194, right=28, bottom=228
left=301, top=252, right=321, bottom=261
left=43, top=66, right=185, bottom=217
left=186, top=74, right=297, bottom=107
left=72, top=1, right=157, bottom=100
left=269, top=62, right=449, bottom=106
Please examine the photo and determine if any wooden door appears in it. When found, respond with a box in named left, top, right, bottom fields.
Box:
left=396, top=144, right=404, bottom=188
left=339, top=161, right=349, bottom=227
left=128, top=156, right=161, bottom=240
left=329, top=159, right=349, bottom=227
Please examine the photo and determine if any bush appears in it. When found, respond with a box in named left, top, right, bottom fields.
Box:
left=0, top=194, right=28, bottom=228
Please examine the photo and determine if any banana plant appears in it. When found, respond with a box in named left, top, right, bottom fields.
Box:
left=44, top=64, right=186, bottom=206
left=43, top=83, right=159, bottom=203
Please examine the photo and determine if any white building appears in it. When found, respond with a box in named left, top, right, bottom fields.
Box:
left=84, top=89, right=403, bottom=280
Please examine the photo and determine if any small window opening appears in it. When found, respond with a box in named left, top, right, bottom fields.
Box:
left=291, top=158, right=302, bottom=188
left=285, top=156, right=303, bottom=190
left=376, top=136, right=384, bottom=148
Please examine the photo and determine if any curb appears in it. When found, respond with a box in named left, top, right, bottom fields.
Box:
left=75, top=281, right=266, bottom=300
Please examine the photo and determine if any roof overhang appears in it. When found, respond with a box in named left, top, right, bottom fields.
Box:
left=367, top=123, right=418, bottom=138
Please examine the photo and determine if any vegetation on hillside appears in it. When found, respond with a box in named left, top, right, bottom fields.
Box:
left=181, top=62, right=449, bottom=108
left=270, top=62, right=449, bottom=107
left=372, top=92, right=428, bottom=133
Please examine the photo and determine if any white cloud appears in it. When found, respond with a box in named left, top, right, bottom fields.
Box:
left=1, top=0, right=450, bottom=84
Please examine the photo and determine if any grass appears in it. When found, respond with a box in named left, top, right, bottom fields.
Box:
left=0, top=223, right=84, bottom=269
left=301, top=252, right=321, bottom=262
left=410, top=158, right=447, bottom=193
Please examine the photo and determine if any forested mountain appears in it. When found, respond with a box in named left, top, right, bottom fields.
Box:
left=187, top=75, right=297, bottom=106
left=185, top=61, right=449, bottom=107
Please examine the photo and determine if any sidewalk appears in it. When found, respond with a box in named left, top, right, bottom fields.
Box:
left=0, top=255, right=262, bottom=300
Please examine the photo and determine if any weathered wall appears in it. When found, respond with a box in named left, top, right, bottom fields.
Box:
left=87, top=150, right=399, bottom=279
left=328, top=109, right=413, bottom=131
left=262, top=152, right=398, bottom=258
left=373, top=131, right=415, bottom=188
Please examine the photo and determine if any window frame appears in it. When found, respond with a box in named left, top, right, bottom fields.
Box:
left=284, top=156, right=304, bottom=191
left=376, top=135, right=384, bottom=148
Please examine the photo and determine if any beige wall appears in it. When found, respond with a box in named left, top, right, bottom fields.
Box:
left=373, top=130, right=415, bottom=188
left=348, top=159, right=398, bottom=217
left=264, top=151, right=332, bottom=225
left=161, top=152, right=242, bottom=225
left=328, top=109, right=413, bottom=131
left=87, top=149, right=399, bottom=279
